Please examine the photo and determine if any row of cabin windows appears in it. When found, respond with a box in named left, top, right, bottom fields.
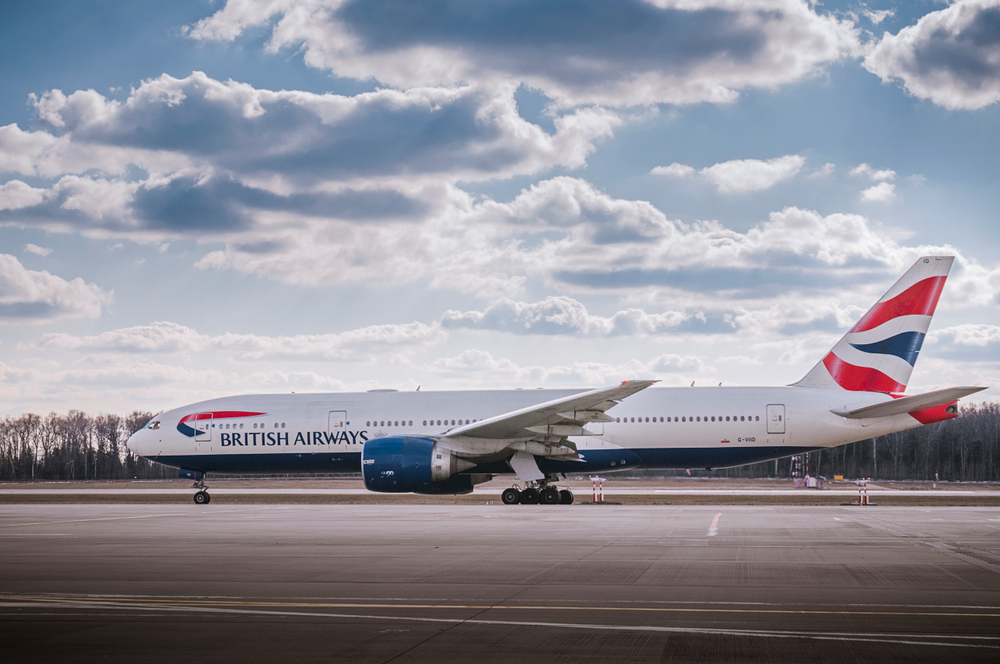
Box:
left=216, top=422, right=287, bottom=429
left=615, top=415, right=760, bottom=423
left=365, top=419, right=479, bottom=427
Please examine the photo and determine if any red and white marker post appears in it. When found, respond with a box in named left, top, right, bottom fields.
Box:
left=857, top=478, right=869, bottom=506
left=591, top=476, right=605, bottom=504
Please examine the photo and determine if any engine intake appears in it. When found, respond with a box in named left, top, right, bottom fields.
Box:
left=362, top=436, right=477, bottom=493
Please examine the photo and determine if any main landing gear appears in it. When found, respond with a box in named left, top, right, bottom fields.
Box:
left=192, top=475, right=211, bottom=505
left=501, top=482, right=574, bottom=506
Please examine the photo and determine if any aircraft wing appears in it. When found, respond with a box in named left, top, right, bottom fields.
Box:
left=832, top=386, right=986, bottom=420
left=444, top=380, right=658, bottom=441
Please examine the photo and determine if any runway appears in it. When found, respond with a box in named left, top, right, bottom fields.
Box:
left=2, top=505, right=999, bottom=663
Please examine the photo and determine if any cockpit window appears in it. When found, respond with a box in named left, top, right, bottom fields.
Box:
left=148, top=421, right=160, bottom=430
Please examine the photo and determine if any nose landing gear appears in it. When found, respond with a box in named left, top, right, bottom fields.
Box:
left=192, top=475, right=211, bottom=505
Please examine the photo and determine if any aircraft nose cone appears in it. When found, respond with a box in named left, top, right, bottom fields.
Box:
left=126, top=430, right=146, bottom=456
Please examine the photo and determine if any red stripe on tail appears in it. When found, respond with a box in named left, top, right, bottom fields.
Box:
left=850, top=276, right=946, bottom=333
left=822, top=353, right=906, bottom=393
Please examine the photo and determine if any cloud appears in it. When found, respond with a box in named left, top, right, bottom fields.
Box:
left=864, top=0, right=1000, bottom=110
left=34, top=320, right=445, bottom=361
left=29, top=73, right=617, bottom=187
left=860, top=7, right=893, bottom=26
left=441, top=297, right=695, bottom=336
left=861, top=182, right=896, bottom=202
left=807, top=163, right=835, bottom=178
left=651, top=155, right=805, bottom=192
left=929, top=324, right=1000, bottom=347
left=0, top=180, right=49, bottom=211
left=0, top=254, right=112, bottom=322
left=24, top=244, right=52, bottom=257
left=850, top=162, right=895, bottom=181
left=2, top=73, right=619, bottom=239
left=193, top=175, right=1000, bottom=307
left=428, top=348, right=712, bottom=387
left=699, top=155, right=805, bottom=193
left=37, top=321, right=209, bottom=353
left=650, top=163, right=696, bottom=178
left=185, top=0, right=861, bottom=107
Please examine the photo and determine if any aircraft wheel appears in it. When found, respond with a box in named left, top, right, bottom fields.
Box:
left=559, top=489, right=574, bottom=505
left=540, top=486, right=561, bottom=505
left=194, top=490, right=211, bottom=505
left=501, top=488, right=521, bottom=505
left=520, top=488, right=540, bottom=505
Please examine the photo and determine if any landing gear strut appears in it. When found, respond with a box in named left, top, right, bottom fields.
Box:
left=192, top=475, right=211, bottom=505
left=501, top=479, right=574, bottom=506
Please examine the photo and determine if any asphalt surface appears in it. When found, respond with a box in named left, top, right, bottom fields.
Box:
left=2, top=505, right=999, bottom=663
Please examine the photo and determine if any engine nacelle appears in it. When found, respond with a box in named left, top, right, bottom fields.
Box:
left=362, top=436, right=477, bottom=493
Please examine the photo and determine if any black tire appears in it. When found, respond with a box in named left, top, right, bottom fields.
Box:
left=540, top=486, right=561, bottom=505
left=194, top=491, right=210, bottom=505
left=559, top=489, right=574, bottom=505
left=520, top=488, right=540, bottom=505
left=501, top=488, right=521, bottom=505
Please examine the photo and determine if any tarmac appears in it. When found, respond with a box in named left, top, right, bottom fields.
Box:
left=2, top=504, right=999, bottom=663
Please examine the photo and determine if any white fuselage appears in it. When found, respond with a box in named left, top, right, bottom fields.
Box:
left=127, top=386, right=921, bottom=477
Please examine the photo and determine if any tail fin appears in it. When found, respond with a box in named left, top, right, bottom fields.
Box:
left=795, top=256, right=953, bottom=393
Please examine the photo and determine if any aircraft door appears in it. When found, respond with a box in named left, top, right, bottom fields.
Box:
left=328, top=411, right=347, bottom=447
left=194, top=413, right=212, bottom=442
left=766, top=404, right=785, bottom=435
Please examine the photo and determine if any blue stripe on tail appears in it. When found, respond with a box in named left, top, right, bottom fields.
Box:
left=850, top=331, right=925, bottom=366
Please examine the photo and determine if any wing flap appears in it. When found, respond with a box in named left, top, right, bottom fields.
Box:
left=832, top=386, right=986, bottom=420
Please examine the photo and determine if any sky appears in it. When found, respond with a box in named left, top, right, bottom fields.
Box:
left=1, top=0, right=998, bottom=417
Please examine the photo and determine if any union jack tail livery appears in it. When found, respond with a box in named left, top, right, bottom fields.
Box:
left=796, top=256, right=953, bottom=393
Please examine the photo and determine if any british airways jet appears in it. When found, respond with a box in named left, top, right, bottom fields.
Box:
left=127, top=257, right=984, bottom=505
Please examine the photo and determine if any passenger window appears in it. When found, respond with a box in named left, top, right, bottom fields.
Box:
left=409, top=420, right=413, bottom=426
left=240, top=423, right=244, bottom=429
left=696, top=417, right=700, bottom=422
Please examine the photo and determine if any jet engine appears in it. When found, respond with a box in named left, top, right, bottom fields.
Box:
left=362, top=436, right=481, bottom=493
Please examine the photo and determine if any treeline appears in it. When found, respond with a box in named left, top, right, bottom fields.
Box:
left=0, top=411, right=172, bottom=481
left=1, top=403, right=998, bottom=482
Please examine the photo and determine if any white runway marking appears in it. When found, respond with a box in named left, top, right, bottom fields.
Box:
left=2, top=597, right=997, bottom=650
left=0, top=513, right=194, bottom=529
left=707, top=512, right=721, bottom=536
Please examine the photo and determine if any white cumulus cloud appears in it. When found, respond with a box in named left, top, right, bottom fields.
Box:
left=699, top=155, right=806, bottom=193
left=185, top=0, right=861, bottom=108
left=861, top=182, right=896, bottom=202
left=864, top=0, right=1000, bottom=110
left=24, top=244, right=52, bottom=257
left=0, top=254, right=112, bottom=322
left=652, top=155, right=805, bottom=193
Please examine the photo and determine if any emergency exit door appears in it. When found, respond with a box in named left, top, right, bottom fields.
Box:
left=766, top=404, right=785, bottom=435
left=328, top=411, right=347, bottom=433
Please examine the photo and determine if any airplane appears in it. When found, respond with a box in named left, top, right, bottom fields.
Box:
left=126, top=256, right=985, bottom=505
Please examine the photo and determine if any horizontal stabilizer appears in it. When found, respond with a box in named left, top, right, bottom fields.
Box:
left=832, top=386, right=986, bottom=420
